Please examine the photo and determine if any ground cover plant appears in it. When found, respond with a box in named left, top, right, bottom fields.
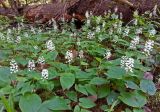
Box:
left=0, top=10, right=160, bottom=112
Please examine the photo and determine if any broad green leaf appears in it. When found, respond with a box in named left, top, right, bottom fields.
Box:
left=66, top=91, right=77, bottom=102
left=125, top=81, right=139, bottom=90
left=0, top=67, right=11, bottom=87
left=40, top=97, right=71, bottom=111
left=107, top=91, right=119, bottom=105
left=119, top=91, right=147, bottom=108
left=75, top=84, right=88, bottom=95
left=19, top=94, right=42, bottom=112
left=79, top=98, right=96, bottom=109
left=97, top=86, right=110, bottom=98
left=90, top=77, right=107, bottom=85
left=85, top=84, right=97, bottom=95
left=140, top=80, right=156, bottom=95
left=60, top=73, right=75, bottom=89
left=106, top=67, right=125, bottom=79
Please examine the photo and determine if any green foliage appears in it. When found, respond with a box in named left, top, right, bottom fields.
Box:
left=0, top=11, right=159, bottom=112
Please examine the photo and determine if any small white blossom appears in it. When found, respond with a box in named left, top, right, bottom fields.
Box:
left=153, top=5, right=158, bottom=16
left=24, top=32, right=29, bottom=38
left=120, top=12, right=123, bottom=19
left=65, top=50, right=73, bottom=63
left=129, top=36, right=140, bottom=49
left=38, top=56, right=45, bottom=64
left=41, top=69, right=49, bottom=79
left=133, top=19, right=138, bottom=25
left=34, top=45, right=38, bottom=50
left=133, top=10, right=139, bottom=16
left=87, top=32, right=95, bottom=39
left=0, top=33, right=5, bottom=40
left=79, top=50, right=84, bottom=59
left=15, top=36, right=21, bottom=43
left=102, top=21, right=106, bottom=28
left=135, top=28, right=143, bottom=34
left=86, top=19, right=91, bottom=26
left=96, top=16, right=102, bottom=24
left=28, top=60, right=35, bottom=71
left=96, top=26, right=101, bottom=33
left=144, top=40, right=154, bottom=56
left=123, top=27, right=130, bottom=36
left=85, top=11, right=90, bottom=18
left=31, top=26, right=36, bottom=34
left=149, top=29, right=157, bottom=36
left=104, top=51, right=111, bottom=60
left=121, top=56, right=134, bottom=72
left=109, top=28, right=113, bottom=35
left=46, top=40, right=55, bottom=51
left=10, top=59, right=18, bottom=74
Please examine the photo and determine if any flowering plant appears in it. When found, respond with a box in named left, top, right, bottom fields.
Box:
left=0, top=11, right=159, bottom=112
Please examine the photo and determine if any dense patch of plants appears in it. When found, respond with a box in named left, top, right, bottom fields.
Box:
left=0, top=11, right=159, bottom=112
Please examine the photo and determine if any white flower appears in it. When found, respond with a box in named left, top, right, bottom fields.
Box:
left=144, top=40, right=154, bottom=56
left=86, top=19, right=91, bottom=26
left=10, top=59, right=18, bottom=74
left=149, top=29, right=157, bottom=36
left=31, top=26, right=36, bottom=34
left=96, top=16, right=102, bottom=24
left=129, top=36, right=140, bottom=49
left=15, top=36, right=21, bottom=43
left=96, top=26, right=101, bottom=33
left=120, top=12, right=123, bottom=19
left=28, top=60, right=35, bottom=71
left=79, top=50, right=84, bottom=58
left=85, top=11, right=90, bottom=18
left=0, top=33, right=5, bottom=40
left=123, top=27, right=130, bottom=36
left=102, top=21, right=106, bottom=28
left=38, top=56, right=45, bottom=64
left=135, top=28, right=143, bottom=34
left=41, top=69, right=49, bottom=79
left=121, top=56, right=134, bottom=72
left=133, top=10, right=139, bottom=16
left=65, top=50, right=73, bottom=63
left=87, top=32, right=95, bottom=39
left=34, top=45, right=38, bottom=50
left=77, top=39, right=81, bottom=46
left=109, top=28, right=113, bottom=35
left=133, top=19, right=138, bottom=25
left=104, top=51, right=111, bottom=60
left=46, top=40, right=55, bottom=51
left=153, top=5, right=158, bottom=16
left=24, top=32, right=29, bottom=38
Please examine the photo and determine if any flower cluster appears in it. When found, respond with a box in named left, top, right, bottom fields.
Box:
left=129, top=36, right=140, bottom=49
left=149, top=29, right=157, bottom=36
left=46, top=40, right=55, bottom=51
left=38, top=56, right=45, bottom=64
left=10, top=59, right=18, bottom=74
left=121, top=56, right=134, bottom=72
left=87, top=32, right=95, bottom=39
left=144, top=40, right=154, bottom=56
left=28, top=60, right=35, bottom=71
left=65, top=50, right=73, bottom=63
left=104, top=51, right=111, bottom=60
left=41, top=69, right=49, bottom=79
left=79, top=50, right=84, bottom=59
left=135, top=28, right=143, bottom=34
left=15, top=36, right=21, bottom=43
left=123, top=27, right=130, bottom=36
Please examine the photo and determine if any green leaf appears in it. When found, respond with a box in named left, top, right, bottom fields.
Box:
left=90, top=77, right=107, bottom=85
left=40, top=97, right=71, bottom=111
left=75, top=84, right=88, bottom=95
left=79, top=98, right=96, bottom=109
left=66, top=91, right=77, bottom=102
left=119, top=91, right=147, bottom=108
left=125, top=81, right=139, bottom=90
left=106, top=67, right=125, bottom=79
left=107, top=91, right=119, bottom=105
left=0, top=67, right=11, bottom=87
left=60, top=73, right=75, bottom=90
left=140, top=80, right=156, bottom=95
left=97, top=86, right=110, bottom=98
left=19, top=94, right=42, bottom=112
left=85, top=84, right=97, bottom=95
left=74, top=105, right=81, bottom=112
